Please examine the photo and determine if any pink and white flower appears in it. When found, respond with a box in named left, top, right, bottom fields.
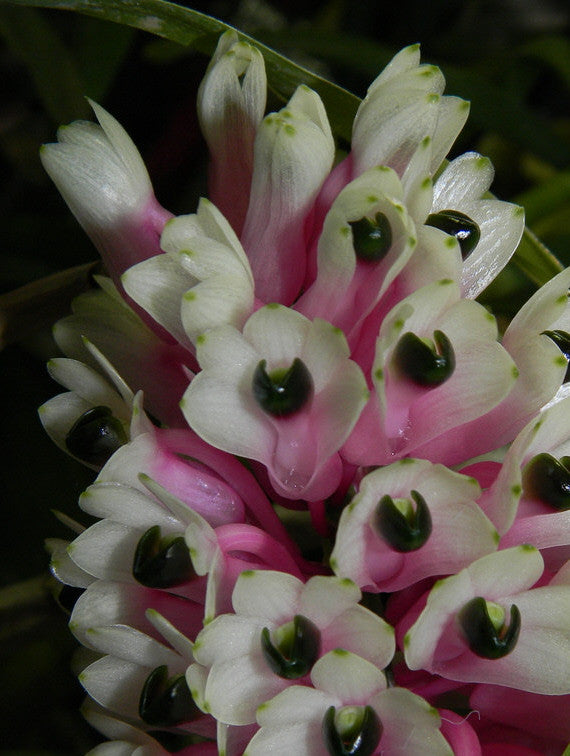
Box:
left=403, top=546, right=570, bottom=694
left=182, top=304, right=368, bottom=500
left=330, top=458, right=498, bottom=592
left=188, top=570, right=394, bottom=726
left=244, top=650, right=452, bottom=755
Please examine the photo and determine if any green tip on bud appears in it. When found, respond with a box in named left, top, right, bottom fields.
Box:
left=373, top=490, right=432, bottom=551
left=349, top=212, right=393, bottom=262
left=393, top=330, right=455, bottom=386
left=522, top=452, right=570, bottom=510
left=133, top=525, right=196, bottom=588
left=426, top=209, right=481, bottom=260
left=261, top=614, right=320, bottom=679
left=542, top=330, right=570, bottom=382
left=139, top=665, right=199, bottom=726
left=322, top=704, right=383, bottom=756
left=252, top=358, right=313, bottom=417
left=458, top=597, right=521, bottom=659
left=65, top=405, right=127, bottom=466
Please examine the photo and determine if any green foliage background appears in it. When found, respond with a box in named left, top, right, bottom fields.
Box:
left=0, top=0, right=569, bottom=751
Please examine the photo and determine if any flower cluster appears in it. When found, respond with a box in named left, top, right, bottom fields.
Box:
left=40, top=31, right=570, bottom=756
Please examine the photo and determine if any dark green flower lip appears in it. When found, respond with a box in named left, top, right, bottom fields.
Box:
left=252, top=357, right=313, bottom=417
left=373, top=490, right=432, bottom=552
left=132, top=525, right=196, bottom=588
left=261, top=614, right=320, bottom=679
left=139, top=665, right=199, bottom=726
left=426, top=209, right=481, bottom=260
left=65, top=405, right=127, bottom=466
left=393, top=330, right=455, bottom=386
left=522, top=452, right=570, bottom=510
left=322, top=704, right=383, bottom=756
left=349, top=212, right=393, bottom=262
left=458, top=597, right=521, bottom=659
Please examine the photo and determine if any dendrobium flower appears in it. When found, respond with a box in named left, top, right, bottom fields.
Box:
left=187, top=570, right=394, bottom=726
left=330, top=459, right=498, bottom=592
left=402, top=547, right=570, bottom=694
left=342, top=278, right=518, bottom=465
left=181, top=304, right=368, bottom=500
left=37, top=29, right=570, bottom=756
left=244, top=650, right=452, bottom=755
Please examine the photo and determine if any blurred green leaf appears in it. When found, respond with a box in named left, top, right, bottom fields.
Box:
left=72, top=16, right=136, bottom=102
left=520, top=35, right=570, bottom=90
left=0, top=0, right=360, bottom=141
left=0, top=5, right=89, bottom=122
left=515, top=170, right=570, bottom=226
left=512, top=226, right=563, bottom=287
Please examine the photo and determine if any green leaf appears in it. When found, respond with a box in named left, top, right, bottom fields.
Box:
left=520, top=35, right=570, bottom=90
left=0, top=5, right=89, bottom=122
left=512, top=226, right=563, bottom=287
left=515, top=170, right=570, bottom=227
left=0, top=0, right=360, bottom=141
left=73, top=16, right=136, bottom=102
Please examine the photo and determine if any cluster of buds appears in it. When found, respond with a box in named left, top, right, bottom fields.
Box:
left=41, top=31, right=570, bottom=756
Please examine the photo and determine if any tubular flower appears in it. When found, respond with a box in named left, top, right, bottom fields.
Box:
left=37, top=31, right=570, bottom=756
left=41, top=100, right=172, bottom=291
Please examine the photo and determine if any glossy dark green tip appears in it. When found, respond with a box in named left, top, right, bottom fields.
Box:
left=322, top=705, right=383, bottom=756
left=261, top=614, right=320, bottom=679
left=373, top=490, right=432, bottom=551
left=426, top=209, right=481, bottom=259
left=458, top=597, right=521, bottom=659
left=139, top=665, right=198, bottom=726
left=65, top=405, right=127, bottom=466
left=349, top=212, right=392, bottom=262
left=393, top=330, right=455, bottom=386
left=522, top=452, right=570, bottom=510
left=133, top=525, right=195, bottom=588
left=252, top=358, right=313, bottom=417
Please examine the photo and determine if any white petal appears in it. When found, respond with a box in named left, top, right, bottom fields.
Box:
left=311, top=650, right=386, bottom=700
left=298, top=575, right=360, bottom=626
left=79, top=482, right=182, bottom=531
left=47, top=358, right=126, bottom=416
left=80, top=655, right=149, bottom=720
left=68, top=520, right=143, bottom=582
left=85, top=624, right=182, bottom=669
left=232, top=570, right=303, bottom=622
left=47, top=537, right=95, bottom=588
left=122, top=254, right=195, bottom=348
left=244, top=304, right=310, bottom=366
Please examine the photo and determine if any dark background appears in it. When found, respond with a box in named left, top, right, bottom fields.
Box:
left=1, top=0, right=569, bottom=751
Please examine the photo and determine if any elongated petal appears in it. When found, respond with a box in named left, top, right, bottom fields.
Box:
left=241, top=87, right=334, bottom=304
left=198, top=31, right=267, bottom=234
left=41, top=102, right=171, bottom=287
